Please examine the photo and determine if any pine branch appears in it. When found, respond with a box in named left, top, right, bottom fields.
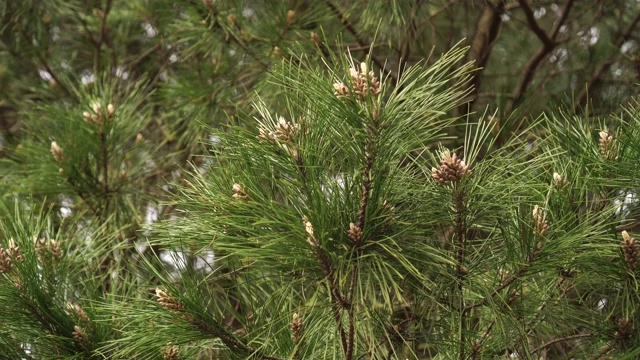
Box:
left=94, top=0, right=114, bottom=73
left=464, top=237, right=544, bottom=313
left=506, top=0, right=574, bottom=115
left=574, top=10, right=640, bottom=112
left=15, top=28, right=71, bottom=97
left=396, top=0, right=422, bottom=82
left=517, top=0, right=554, bottom=48
left=454, top=186, right=468, bottom=360
left=191, top=317, right=286, bottom=360
left=530, top=333, right=594, bottom=355
left=321, top=0, right=397, bottom=84
left=465, top=0, right=505, bottom=112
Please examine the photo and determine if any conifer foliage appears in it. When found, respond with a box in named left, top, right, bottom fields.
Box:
left=1, top=1, right=640, bottom=359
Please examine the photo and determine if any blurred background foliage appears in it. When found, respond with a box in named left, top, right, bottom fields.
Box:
left=2, top=0, right=640, bottom=152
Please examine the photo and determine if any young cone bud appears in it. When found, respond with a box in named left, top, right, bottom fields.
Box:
left=50, top=141, right=64, bottom=164
left=163, top=345, right=180, bottom=360
left=333, top=61, right=381, bottom=100
left=7, top=239, right=23, bottom=263
left=72, top=325, right=89, bottom=346
left=598, top=131, right=618, bottom=161
left=232, top=183, right=248, bottom=200
left=0, top=247, right=12, bottom=273
left=532, top=205, right=549, bottom=237
left=286, top=10, right=295, bottom=25
left=92, top=102, right=102, bottom=116
left=348, top=222, right=362, bottom=243
left=621, top=231, right=638, bottom=271
left=69, top=303, right=89, bottom=323
left=155, top=288, right=184, bottom=312
left=302, top=216, right=316, bottom=247
left=431, top=151, right=468, bottom=185
left=290, top=312, right=303, bottom=342
left=553, top=172, right=568, bottom=187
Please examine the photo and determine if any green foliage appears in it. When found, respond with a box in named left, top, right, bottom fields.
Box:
left=1, top=1, right=640, bottom=359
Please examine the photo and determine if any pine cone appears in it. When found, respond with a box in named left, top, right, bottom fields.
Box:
left=155, top=288, right=184, bottom=312
left=431, top=151, right=468, bottom=185
left=290, top=313, right=303, bottom=342
left=621, top=231, right=638, bottom=271
left=0, top=248, right=12, bottom=273
left=163, top=345, right=180, bottom=360
left=598, top=131, right=618, bottom=161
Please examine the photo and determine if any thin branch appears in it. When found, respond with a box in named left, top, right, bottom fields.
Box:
left=346, top=112, right=378, bottom=360
left=517, top=0, right=554, bottom=48
left=192, top=318, right=286, bottom=360
left=126, top=42, right=162, bottom=68
left=397, top=0, right=422, bottom=81
left=454, top=187, right=467, bottom=360
left=321, top=0, right=397, bottom=84
left=530, top=333, right=594, bottom=354
left=470, top=291, right=519, bottom=360
left=465, top=238, right=544, bottom=313
left=525, top=278, right=569, bottom=336
left=94, top=0, right=114, bottom=73
left=465, top=0, right=506, bottom=112
left=16, top=29, right=72, bottom=96
left=506, top=0, right=574, bottom=114
left=574, top=10, right=640, bottom=112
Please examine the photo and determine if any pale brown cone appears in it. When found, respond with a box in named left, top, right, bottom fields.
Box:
left=333, top=61, right=381, bottom=100
left=598, top=131, right=618, bottom=161
left=621, top=231, right=638, bottom=271
left=155, top=288, right=184, bottom=312
left=291, top=312, right=303, bottom=342
left=431, top=151, right=468, bottom=185
left=163, top=345, right=179, bottom=360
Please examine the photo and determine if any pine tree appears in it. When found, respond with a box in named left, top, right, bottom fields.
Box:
left=1, top=1, right=640, bottom=359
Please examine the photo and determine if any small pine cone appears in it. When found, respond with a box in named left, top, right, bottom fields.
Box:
left=72, top=325, right=89, bottom=346
left=290, top=312, right=303, bottom=342
left=34, top=237, right=46, bottom=263
left=34, top=237, right=62, bottom=263
left=334, top=61, right=381, bottom=100
left=333, top=81, right=350, bottom=98
left=350, top=62, right=381, bottom=100
left=302, top=216, right=316, bottom=247
left=107, top=103, right=115, bottom=119
left=431, top=151, right=468, bottom=185
left=616, top=317, right=633, bottom=346
left=310, top=31, right=321, bottom=45
left=67, top=302, right=89, bottom=323
left=553, top=172, right=568, bottom=188
left=7, top=239, right=23, bottom=263
left=286, top=10, right=296, bottom=25
left=382, top=200, right=396, bottom=228
left=50, top=240, right=62, bottom=260
left=0, top=248, right=12, bottom=273
left=155, top=288, right=184, bottom=312
left=232, top=183, right=248, bottom=200
left=163, top=345, right=180, bottom=360
left=348, top=223, right=362, bottom=243
left=274, top=117, right=299, bottom=142
left=532, top=205, right=549, bottom=237
left=14, top=279, right=24, bottom=291
left=621, top=231, right=638, bottom=271
left=91, top=102, right=102, bottom=117
left=50, top=141, right=64, bottom=164
left=82, top=111, right=92, bottom=123
left=598, top=131, right=618, bottom=161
